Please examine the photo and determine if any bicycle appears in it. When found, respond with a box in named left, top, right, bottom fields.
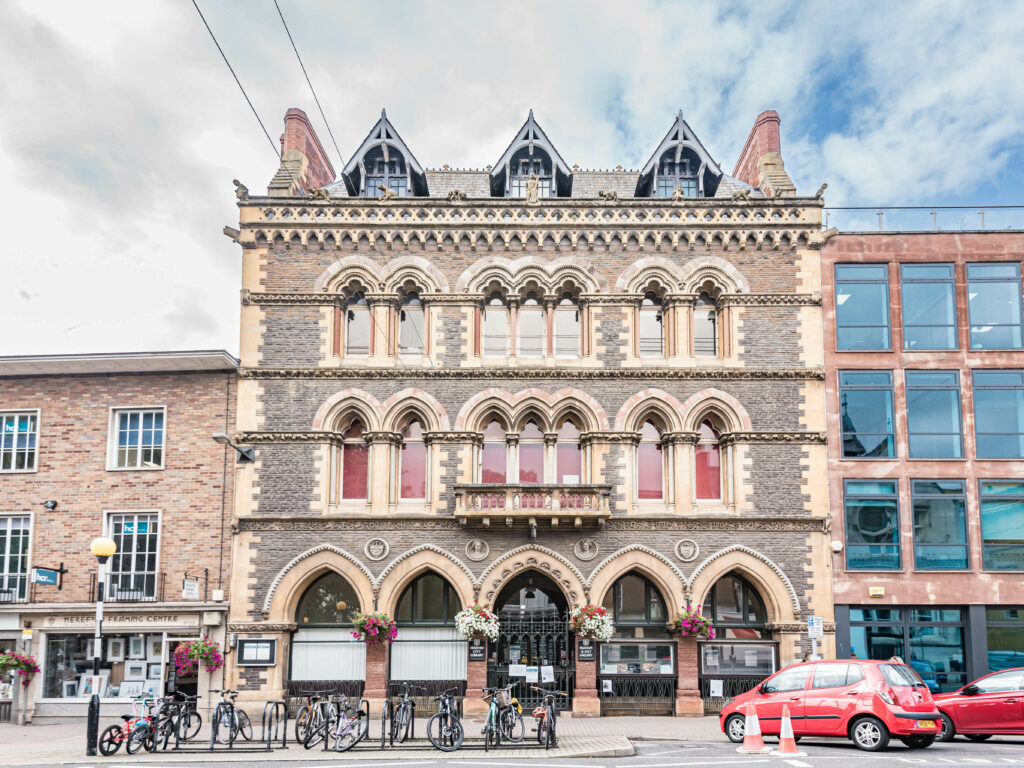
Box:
left=210, top=688, right=253, bottom=744
left=481, top=685, right=524, bottom=751
left=151, top=692, right=203, bottom=749
left=387, top=683, right=425, bottom=744
left=303, top=693, right=367, bottom=752
left=97, top=697, right=156, bottom=756
left=425, top=686, right=464, bottom=752
left=530, top=685, right=567, bottom=749
left=294, top=689, right=331, bottom=746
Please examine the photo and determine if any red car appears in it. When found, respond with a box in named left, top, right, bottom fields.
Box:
left=935, top=667, right=1024, bottom=742
left=720, top=659, right=943, bottom=751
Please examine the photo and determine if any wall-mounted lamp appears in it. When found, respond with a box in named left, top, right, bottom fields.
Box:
left=43, top=500, right=58, bottom=511
left=212, top=433, right=255, bottom=463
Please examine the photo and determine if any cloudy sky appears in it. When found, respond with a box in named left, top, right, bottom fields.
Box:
left=1, top=0, right=1022, bottom=357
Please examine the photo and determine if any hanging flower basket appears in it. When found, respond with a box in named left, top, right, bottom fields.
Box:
left=569, top=604, right=614, bottom=642
left=172, top=636, right=224, bottom=677
left=670, top=604, right=716, bottom=640
left=454, top=601, right=499, bottom=641
left=0, top=651, right=40, bottom=687
left=351, top=613, right=398, bottom=645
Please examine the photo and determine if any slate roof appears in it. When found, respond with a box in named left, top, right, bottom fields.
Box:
left=570, top=172, right=641, bottom=199
left=425, top=171, right=492, bottom=198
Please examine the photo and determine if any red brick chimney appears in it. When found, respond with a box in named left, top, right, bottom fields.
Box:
left=732, top=110, right=795, bottom=197
left=267, top=108, right=337, bottom=196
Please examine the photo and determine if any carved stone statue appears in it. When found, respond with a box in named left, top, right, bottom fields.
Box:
left=309, top=187, right=330, bottom=200
left=232, top=179, right=249, bottom=201
left=525, top=172, right=540, bottom=204
left=447, top=189, right=467, bottom=202
left=671, top=185, right=687, bottom=202
left=815, top=183, right=828, bottom=199
left=376, top=184, right=398, bottom=200
left=597, top=190, right=618, bottom=202
left=731, top=189, right=751, bottom=203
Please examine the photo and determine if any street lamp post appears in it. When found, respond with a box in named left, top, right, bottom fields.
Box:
left=86, top=536, right=117, bottom=757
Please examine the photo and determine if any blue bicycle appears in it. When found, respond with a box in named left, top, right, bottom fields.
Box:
left=481, top=684, right=524, bottom=751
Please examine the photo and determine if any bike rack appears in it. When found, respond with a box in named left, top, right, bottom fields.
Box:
left=260, top=700, right=289, bottom=749
left=164, top=699, right=289, bottom=753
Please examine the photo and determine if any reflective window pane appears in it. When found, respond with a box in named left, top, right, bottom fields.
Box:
left=481, top=442, right=506, bottom=483
left=974, top=371, right=1024, bottom=458
left=912, top=480, right=968, bottom=569
left=845, top=481, right=900, bottom=569
left=518, top=308, right=545, bottom=358
left=905, top=371, right=963, bottom=459
left=346, top=308, right=370, bottom=356
left=839, top=371, right=895, bottom=458
left=637, top=443, right=663, bottom=499
left=518, top=443, right=543, bottom=483
left=835, top=265, right=892, bottom=351
left=901, top=265, right=957, bottom=350
left=638, top=308, right=663, bottom=356
left=342, top=443, right=368, bottom=499
left=980, top=482, right=1024, bottom=570
left=968, top=263, right=1024, bottom=349
left=986, top=608, right=1024, bottom=672
left=483, top=306, right=509, bottom=357
left=399, top=306, right=424, bottom=355
left=694, top=294, right=717, bottom=356
left=400, top=441, right=426, bottom=499
left=909, top=624, right=967, bottom=692
left=554, top=306, right=580, bottom=359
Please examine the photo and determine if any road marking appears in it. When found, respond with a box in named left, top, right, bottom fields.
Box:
left=633, top=748, right=710, bottom=756
left=459, top=763, right=605, bottom=768
left=617, top=761, right=770, bottom=768
left=784, top=761, right=812, bottom=768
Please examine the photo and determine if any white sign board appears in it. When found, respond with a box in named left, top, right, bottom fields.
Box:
left=541, top=665, right=555, bottom=683
left=525, top=666, right=539, bottom=683
left=508, top=664, right=527, bottom=677
left=709, top=679, right=724, bottom=698
left=744, top=649, right=759, bottom=667
left=182, top=579, right=200, bottom=600
left=808, top=616, right=824, bottom=639
left=602, top=679, right=613, bottom=693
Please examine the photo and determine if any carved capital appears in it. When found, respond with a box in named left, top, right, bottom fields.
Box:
left=228, top=622, right=297, bottom=633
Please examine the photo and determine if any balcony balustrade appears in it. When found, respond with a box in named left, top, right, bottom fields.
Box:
left=453, top=483, right=611, bottom=526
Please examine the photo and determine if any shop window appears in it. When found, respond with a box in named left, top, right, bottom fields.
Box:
left=553, top=294, right=580, bottom=359
left=109, top=408, right=165, bottom=469
left=518, top=419, right=544, bottom=483
left=839, top=371, right=895, bottom=458
left=43, top=632, right=172, bottom=700
left=107, top=512, right=159, bottom=601
left=985, top=607, right=1024, bottom=672
left=905, top=371, right=963, bottom=459
left=967, top=263, right=1024, bottom=350
left=693, top=292, right=718, bottom=357
left=399, top=419, right=426, bottom=500
left=555, top=420, right=582, bottom=484
left=835, top=264, right=891, bottom=351
left=638, top=292, right=664, bottom=357
left=901, top=264, right=957, bottom=350
left=0, top=516, right=30, bottom=602
left=398, top=292, right=424, bottom=356
left=601, top=573, right=667, bottom=637
left=517, top=292, right=545, bottom=358
left=0, top=410, right=38, bottom=472
left=695, top=420, right=721, bottom=500
left=912, top=480, right=968, bottom=570
left=844, top=480, right=900, bottom=570
left=345, top=292, right=370, bottom=356
left=480, top=419, right=507, bottom=483
left=979, top=481, right=1024, bottom=571
left=482, top=292, right=510, bottom=357
left=702, top=573, right=766, bottom=639
left=296, top=572, right=360, bottom=625
left=973, top=370, right=1024, bottom=459
left=395, top=572, right=460, bottom=625
left=636, top=420, right=664, bottom=501
left=341, top=420, right=369, bottom=500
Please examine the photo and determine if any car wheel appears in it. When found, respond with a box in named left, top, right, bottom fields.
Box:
left=899, top=735, right=935, bottom=749
left=724, top=714, right=746, bottom=744
left=936, top=713, right=955, bottom=742
left=965, top=734, right=992, bottom=742
left=850, top=716, right=890, bottom=752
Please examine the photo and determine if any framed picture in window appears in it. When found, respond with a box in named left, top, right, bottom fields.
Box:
left=62, top=680, right=78, bottom=698
left=85, top=638, right=101, bottom=660
left=79, top=673, right=108, bottom=698
left=146, top=636, right=163, bottom=661
left=236, top=638, right=277, bottom=666
left=141, top=681, right=159, bottom=699
left=107, top=638, right=126, bottom=662
left=147, top=664, right=162, bottom=680
left=124, top=662, right=146, bottom=681
left=128, top=635, right=145, bottom=659
left=119, top=680, right=144, bottom=699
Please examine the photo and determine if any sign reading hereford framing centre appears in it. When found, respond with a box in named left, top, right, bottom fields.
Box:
left=43, top=614, right=201, bottom=631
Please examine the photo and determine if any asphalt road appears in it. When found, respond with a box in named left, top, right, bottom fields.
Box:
left=21, top=735, right=1024, bottom=768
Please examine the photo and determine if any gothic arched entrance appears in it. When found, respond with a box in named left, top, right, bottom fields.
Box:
left=487, top=571, right=574, bottom=710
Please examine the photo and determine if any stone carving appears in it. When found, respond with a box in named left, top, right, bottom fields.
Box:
left=675, top=539, right=700, bottom=562
left=731, top=189, right=751, bottom=203
left=309, top=188, right=331, bottom=200
left=815, top=183, right=827, bottom=199
left=597, top=190, right=618, bottom=202
left=364, top=538, right=390, bottom=561
left=377, top=185, right=399, bottom=200
left=447, top=189, right=467, bottom=202
left=671, top=185, right=687, bottom=202
left=227, top=623, right=296, bottom=633
left=465, top=539, right=489, bottom=561
left=525, top=173, right=540, bottom=204
left=240, top=366, right=825, bottom=381
left=232, top=179, right=249, bottom=200
left=574, top=538, right=599, bottom=561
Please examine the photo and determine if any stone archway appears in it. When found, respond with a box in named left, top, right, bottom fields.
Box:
left=477, top=546, right=587, bottom=609
left=587, top=546, right=686, bottom=612
left=375, top=545, right=476, bottom=617
left=687, top=545, right=801, bottom=623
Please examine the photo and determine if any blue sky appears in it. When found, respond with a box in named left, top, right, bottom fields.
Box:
left=1, top=0, right=1022, bottom=355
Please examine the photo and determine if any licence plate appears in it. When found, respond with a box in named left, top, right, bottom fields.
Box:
left=916, top=720, right=936, bottom=728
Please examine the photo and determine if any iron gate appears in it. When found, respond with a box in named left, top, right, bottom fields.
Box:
left=487, top=611, right=574, bottom=711
left=598, top=676, right=676, bottom=715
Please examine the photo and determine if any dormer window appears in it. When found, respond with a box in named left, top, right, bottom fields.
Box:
left=656, top=150, right=699, bottom=198
left=508, top=150, right=552, bottom=198
left=363, top=147, right=408, bottom=197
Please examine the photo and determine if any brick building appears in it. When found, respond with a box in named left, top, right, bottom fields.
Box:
left=822, top=232, right=1024, bottom=692
left=0, top=351, right=237, bottom=721
left=225, top=107, right=834, bottom=716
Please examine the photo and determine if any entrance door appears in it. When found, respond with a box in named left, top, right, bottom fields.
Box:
left=487, top=572, right=574, bottom=711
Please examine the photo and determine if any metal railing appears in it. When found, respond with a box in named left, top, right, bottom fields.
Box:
left=824, top=205, right=1024, bottom=233
left=90, top=571, right=165, bottom=602
left=453, top=483, right=612, bottom=515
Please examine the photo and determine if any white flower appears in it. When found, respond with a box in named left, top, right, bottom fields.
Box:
left=454, top=604, right=500, bottom=641
left=570, top=605, right=614, bottom=641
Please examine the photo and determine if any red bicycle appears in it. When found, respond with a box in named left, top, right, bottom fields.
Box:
left=97, top=697, right=156, bottom=756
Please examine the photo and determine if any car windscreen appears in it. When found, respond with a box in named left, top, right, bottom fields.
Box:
left=880, top=663, right=926, bottom=687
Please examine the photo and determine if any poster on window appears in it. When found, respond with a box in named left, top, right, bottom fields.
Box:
left=525, top=666, right=539, bottom=682
left=704, top=648, right=719, bottom=668
left=508, top=664, right=527, bottom=677
left=744, top=649, right=759, bottom=667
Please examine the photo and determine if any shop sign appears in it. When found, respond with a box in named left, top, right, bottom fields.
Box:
left=122, top=522, right=149, bottom=535
left=182, top=579, right=200, bottom=601
left=468, top=638, right=486, bottom=662
left=577, top=638, right=595, bottom=662
left=43, top=614, right=200, bottom=631
left=31, top=568, right=59, bottom=585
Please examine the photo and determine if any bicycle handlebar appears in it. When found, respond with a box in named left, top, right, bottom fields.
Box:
left=530, top=686, right=568, bottom=696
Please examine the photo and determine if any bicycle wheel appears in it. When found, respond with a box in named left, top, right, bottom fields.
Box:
left=537, top=715, right=546, bottom=744
left=546, top=712, right=557, bottom=750
left=180, top=709, right=202, bottom=741
left=334, top=714, right=366, bottom=752
left=295, top=705, right=313, bottom=745
left=380, top=704, right=388, bottom=748
left=126, top=724, right=154, bottom=755
left=303, top=707, right=327, bottom=748
left=236, top=709, right=254, bottom=741
left=426, top=711, right=464, bottom=752
left=396, top=702, right=412, bottom=743
left=98, top=725, right=122, bottom=756
left=214, top=705, right=238, bottom=745
left=500, top=708, right=525, bottom=742
left=483, top=717, right=491, bottom=752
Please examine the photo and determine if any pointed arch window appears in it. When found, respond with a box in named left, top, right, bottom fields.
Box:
left=694, top=292, right=718, bottom=356
left=296, top=572, right=361, bottom=626
left=341, top=420, right=369, bottom=500
left=637, top=419, right=665, bottom=500
left=656, top=150, right=699, bottom=198
left=518, top=292, right=545, bottom=358
left=480, top=419, right=507, bottom=483
left=518, top=419, right=545, bottom=483
left=508, top=149, right=552, bottom=198
left=601, top=573, right=667, bottom=629
left=695, top=420, right=722, bottom=500
left=399, top=291, right=424, bottom=356
left=702, top=573, right=767, bottom=639
left=553, top=293, right=581, bottom=359
left=399, top=419, right=426, bottom=499
left=482, top=292, right=510, bottom=357
left=395, top=572, right=460, bottom=625
left=556, top=420, right=582, bottom=484
left=639, top=291, right=665, bottom=357
left=346, top=292, right=370, bottom=357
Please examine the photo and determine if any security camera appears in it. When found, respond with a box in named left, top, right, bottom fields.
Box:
left=829, top=540, right=844, bottom=553
left=43, top=500, right=58, bottom=511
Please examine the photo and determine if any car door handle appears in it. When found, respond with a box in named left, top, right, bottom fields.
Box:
left=1006, top=698, right=1021, bottom=703
left=846, top=691, right=860, bottom=696
left=790, top=697, right=801, bottom=701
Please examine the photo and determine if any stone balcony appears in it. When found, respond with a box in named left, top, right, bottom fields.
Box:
left=453, top=483, right=612, bottom=527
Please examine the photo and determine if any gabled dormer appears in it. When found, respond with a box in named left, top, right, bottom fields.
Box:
left=490, top=110, right=573, bottom=198
left=635, top=111, right=725, bottom=199
left=341, top=110, right=428, bottom=197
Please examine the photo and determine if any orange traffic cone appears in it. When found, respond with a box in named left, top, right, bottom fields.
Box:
left=736, top=700, right=771, bottom=754
left=771, top=704, right=807, bottom=756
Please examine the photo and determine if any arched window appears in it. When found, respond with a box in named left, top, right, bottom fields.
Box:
left=482, top=291, right=510, bottom=357
left=399, top=418, right=426, bottom=499
left=518, top=419, right=545, bottom=483
left=695, top=420, right=722, bottom=500
left=518, top=291, right=545, bottom=358
left=363, top=145, right=408, bottom=197
left=637, top=420, right=664, bottom=500
left=346, top=291, right=370, bottom=357
left=480, top=419, right=507, bottom=483
left=702, top=573, right=767, bottom=639
left=296, top=572, right=361, bottom=626
left=639, top=291, right=664, bottom=357
left=694, top=292, right=718, bottom=357
left=556, top=420, right=582, bottom=484
left=656, top=148, right=699, bottom=198
left=508, top=147, right=552, bottom=198
left=553, top=293, right=580, bottom=359
left=398, top=291, right=424, bottom=356
left=341, top=419, right=369, bottom=500
left=601, top=573, right=668, bottom=637
left=395, top=572, right=460, bottom=625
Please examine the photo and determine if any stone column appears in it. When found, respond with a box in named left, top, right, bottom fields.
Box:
left=572, top=637, right=599, bottom=717
left=464, top=658, right=489, bottom=715
left=675, top=635, right=702, bottom=715
left=363, top=640, right=389, bottom=707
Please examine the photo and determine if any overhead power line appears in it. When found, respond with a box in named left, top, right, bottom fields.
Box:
left=273, top=0, right=346, bottom=173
